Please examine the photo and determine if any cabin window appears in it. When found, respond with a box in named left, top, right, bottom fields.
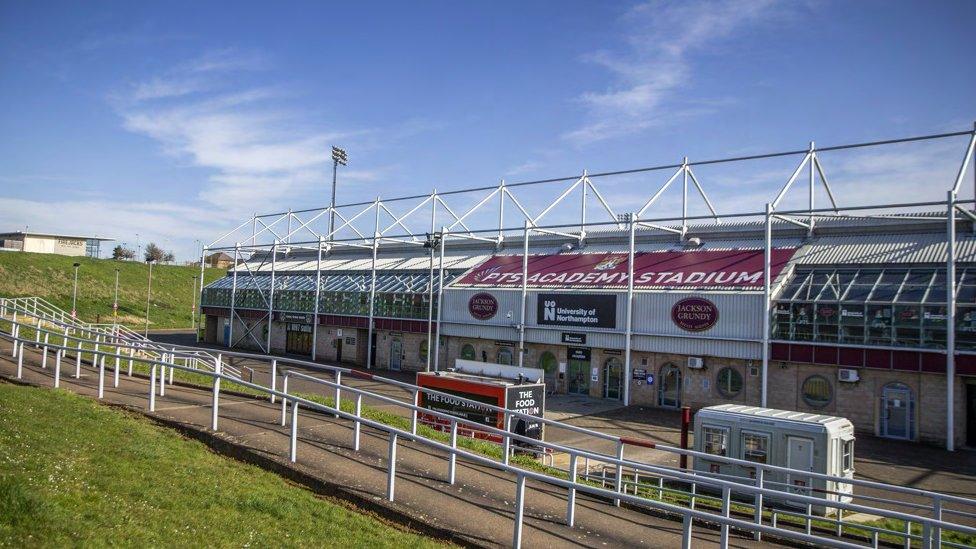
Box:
left=842, top=439, right=854, bottom=472
left=801, top=375, right=832, bottom=408
left=741, top=432, right=770, bottom=464
left=715, top=367, right=743, bottom=398
left=702, top=426, right=728, bottom=457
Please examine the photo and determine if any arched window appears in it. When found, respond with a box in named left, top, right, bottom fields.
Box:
left=497, top=347, right=513, bottom=365
left=801, top=375, right=832, bottom=408
left=419, top=339, right=429, bottom=361
left=658, top=363, right=681, bottom=408
left=715, top=367, right=743, bottom=398
left=538, top=351, right=558, bottom=373
left=460, top=344, right=476, bottom=361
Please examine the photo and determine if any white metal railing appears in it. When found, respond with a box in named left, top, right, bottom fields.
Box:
left=2, top=320, right=975, bottom=549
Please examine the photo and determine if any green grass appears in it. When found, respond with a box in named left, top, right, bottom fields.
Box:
left=0, top=382, right=447, bottom=548
left=0, top=251, right=223, bottom=330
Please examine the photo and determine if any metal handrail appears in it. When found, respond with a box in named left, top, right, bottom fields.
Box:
left=3, top=327, right=974, bottom=549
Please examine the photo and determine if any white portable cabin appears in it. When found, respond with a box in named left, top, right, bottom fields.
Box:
left=693, top=404, right=855, bottom=513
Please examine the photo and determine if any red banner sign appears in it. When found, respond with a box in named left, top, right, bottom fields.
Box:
left=455, top=248, right=797, bottom=289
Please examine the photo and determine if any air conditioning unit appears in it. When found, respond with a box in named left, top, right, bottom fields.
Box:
left=838, top=368, right=859, bottom=383
left=687, top=356, right=705, bottom=369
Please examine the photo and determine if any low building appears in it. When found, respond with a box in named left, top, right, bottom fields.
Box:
left=199, top=213, right=976, bottom=448
left=206, top=252, right=237, bottom=269
left=0, top=231, right=112, bottom=258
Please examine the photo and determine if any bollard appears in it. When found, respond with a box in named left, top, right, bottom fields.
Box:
left=149, top=364, right=157, bottom=411
left=387, top=432, right=398, bottom=501
left=512, top=474, right=527, bottom=549
left=289, top=401, right=299, bottom=462
left=353, top=393, right=363, bottom=451
left=448, top=419, right=458, bottom=485
left=567, top=453, right=578, bottom=527
left=270, top=359, right=278, bottom=404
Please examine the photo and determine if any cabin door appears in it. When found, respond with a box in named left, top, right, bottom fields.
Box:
left=786, top=436, right=814, bottom=500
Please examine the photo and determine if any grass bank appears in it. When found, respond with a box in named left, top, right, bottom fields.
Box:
left=0, top=251, right=223, bottom=330
left=0, top=382, right=446, bottom=548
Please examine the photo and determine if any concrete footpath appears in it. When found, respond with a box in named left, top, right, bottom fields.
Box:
left=0, top=345, right=781, bottom=548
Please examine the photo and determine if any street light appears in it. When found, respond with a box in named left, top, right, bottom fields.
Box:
left=145, top=260, right=155, bottom=337
left=330, top=145, right=348, bottom=241
left=191, top=275, right=198, bottom=331
left=71, top=262, right=81, bottom=318
left=113, top=268, right=120, bottom=323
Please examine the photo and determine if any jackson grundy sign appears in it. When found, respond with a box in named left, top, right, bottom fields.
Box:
left=456, top=249, right=797, bottom=289
left=537, top=293, right=617, bottom=329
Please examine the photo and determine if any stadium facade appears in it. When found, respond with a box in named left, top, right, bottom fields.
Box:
left=198, top=128, right=976, bottom=449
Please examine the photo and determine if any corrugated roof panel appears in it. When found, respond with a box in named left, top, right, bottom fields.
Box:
left=792, top=234, right=976, bottom=265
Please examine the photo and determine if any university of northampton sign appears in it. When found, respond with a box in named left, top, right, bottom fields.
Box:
left=671, top=297, right=719, bottom=332
left=468, top=292, right=499, bottom=320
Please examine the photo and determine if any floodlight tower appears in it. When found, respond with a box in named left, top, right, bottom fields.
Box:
left=330, top=146, right=348, bottom=242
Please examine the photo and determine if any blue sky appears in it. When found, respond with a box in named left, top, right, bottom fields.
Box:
left=1, top=0, right=974, bottom=260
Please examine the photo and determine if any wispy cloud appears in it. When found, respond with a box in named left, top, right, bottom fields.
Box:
left=564, top=0, right=791, bottom=145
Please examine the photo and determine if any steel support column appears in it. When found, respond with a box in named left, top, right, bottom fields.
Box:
left=433, top=227, right=446, bottom=372
left=623, top=213, right=636, bottom=406
left=946, top=190, right=956, bottom=451
left=228, top=244, right=240, bottom=348
left=311, top=236, right=323, bottom=361
left=266, top=240, right=278, bottom=353
left=197, top=246, right=207, bottom=342
left=425, top=193, right=438, bottom=372
left=762, top=203, right=773, bottom=407
left=518, top=221, right=529, bottom=368
left=366, top=201, right=380, bottom=369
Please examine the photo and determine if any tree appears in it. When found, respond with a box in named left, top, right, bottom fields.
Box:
left=163, top=251, right=175, bottom=263
left=112, top=245, right=135, bottom=260
left=144, top=242, right=165, bottom=263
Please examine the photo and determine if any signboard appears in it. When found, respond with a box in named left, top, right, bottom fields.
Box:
left=671, top=297, right=719, bottom=332
left=468, top=292, right=499, bottom=320
left=537, top=293, right=616, bottom=329
left=456, top=248, right=798, bottom=289
left=568, top=347, right=591, bottom=362
left=632, top=368, right=647, bottom=381
left=279, top=312, right=313, bottom=323
left=505, top=385, right=545, bottom=443
left=561, top=332, right=586, bottom=345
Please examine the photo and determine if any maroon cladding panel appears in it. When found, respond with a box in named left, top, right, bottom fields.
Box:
left=318, top=314, right=367, bottom=329
left=891, top=351, right=920, bottom=371
left=838, top=347, right=864, bottom=367
left=771, top=343, right=790, bottom=361
left=375, top=318, right=429, bottom=334
left=956, top=354, right=976, bottom=375
left=790, top=344, right=814, bottom=363
left=456, top=248, right=799, bottom=289
left=813, top=345, right=838, bottom=366
left=202, top=306, right=228, bottom=317
left=864, top=349, right=891, bottom=369
left=920, top=352, right=947, bottom=373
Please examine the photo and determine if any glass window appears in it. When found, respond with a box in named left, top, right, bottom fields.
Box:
left=702, top=426, right=728, bottom=457
left=742, top=432, right=770, bottom=464
left=497, top=347, right=513, bottom=365
left=842, top=439, right=854, bottom=472
left=460, top=344, right=476, bottom=361
left=715, top=367, right=743, bottom=398
left=419, top=339, right=428, bottom=361
left=801, top=375, right=832, bottom=408
left=538, top=351, right=558, bottom=373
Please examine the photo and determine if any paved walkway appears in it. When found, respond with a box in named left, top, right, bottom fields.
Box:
left=1, top=344, right=779, bottom=548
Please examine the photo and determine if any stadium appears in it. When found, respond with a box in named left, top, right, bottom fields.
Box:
left=199, top=129, right=976, bottom=450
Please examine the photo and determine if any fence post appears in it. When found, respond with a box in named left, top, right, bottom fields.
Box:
left=387, top=432, right=398, bottom=501
left=904, top=520, right=912, bottom=549
left=113, top=346, right=120, bottom=388
left=168, top=355, right=175, bottom=384
left=75, top=341, right=82, bottom=378
left=933, top=495, right=942, bottom=548
left=334, top=371, right=342, bottom=418
left=754, top=468, right=764, bottom=541
left=512, top=473, right=527, bottom=549
left=127, top=348, right=133, bottom=376
left=567, top=452, right=578, bottom=527
left=289, top=401, right=299, bottom=462
left=720, top=486, right=731, bottom=548
left=211, top=358, right=221, bottom=430
left=614, top=441, right=624, bottom=507
left=448, top=418, right=458, bottom=485
left=270, top=359, right=277, bottom=404
left=353, top=393, right=363, bottom=451
left=54, top=347, right=62, bottom=388
left=280, top=375, right=289, bottom=426
left=97, top=352, right=105, bottom=399
left=681, top=514, right=693, bottom=549
left=42, top=341, right=48, bottom=369
left=16, top=342, right=23, bottom=378
left=149, top=363, right=157, bottom=411
left=411, top=389, right=419, bottom=435
left=502, top=411, right=511, bottom=465
left=159, top=358, right=166, bottom=397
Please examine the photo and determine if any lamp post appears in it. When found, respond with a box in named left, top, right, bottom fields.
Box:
left=329, top=146, right=348, bottom=241
left=191, top=275, right=198, bottom=331
left=145, top=260, right=155, bottom=337
left=71, top=262, right=81, bottom=319
left=113, top=268, right=120, bottom=323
